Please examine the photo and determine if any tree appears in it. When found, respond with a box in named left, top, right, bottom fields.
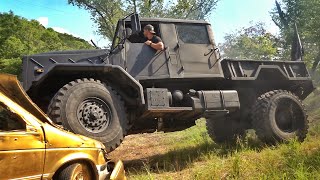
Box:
left=219, top=22, right=281, bottom=60
left=271, top=0, right=320, bottom=75
left=0, top=12, right=93, bottom=78
left=68, top=0, right=219, bottom=40
left=166, top=0, right=219, bottom=19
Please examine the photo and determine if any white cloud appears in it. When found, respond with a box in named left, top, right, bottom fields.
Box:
left=52, top=27, right=70, bottom=34
left=51, top=27, right=110, bottom=48
left=37, top=17, right=49, bottom=27
left=267, top=23, right=280, bottom=35
left=52, top=27, right=81, bottom=38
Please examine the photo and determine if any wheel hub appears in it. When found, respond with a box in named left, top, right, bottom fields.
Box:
left=77, top=97, right=111, bottom=133
left=275, top=99, right=300, bottom=133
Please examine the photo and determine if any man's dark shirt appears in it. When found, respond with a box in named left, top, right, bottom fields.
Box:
left=146, top=35, right=162, bottom=44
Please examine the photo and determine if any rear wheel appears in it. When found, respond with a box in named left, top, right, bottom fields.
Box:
left=206, top=113, right=245, bottom=144
left=56, top=162, right=92, bottom=180
left=252, top=90, right=308, bottom=144
left=48, top=78, right=129, bottom=151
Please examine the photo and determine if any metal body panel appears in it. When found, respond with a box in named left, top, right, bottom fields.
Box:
left=25, top=64, right=146, bottom=105
left=124, top=17, right=210, bottom=25
left=160, top=23, right=181, bottom=78
left=125, top=42, right=169, bottom=78
left=0, top=139, right=45, bottom=179
left=23, top=49, right=108, bottom=91
left=177, top=43, right=222, bottom=76
left=221, top=59, right=311, bottom=80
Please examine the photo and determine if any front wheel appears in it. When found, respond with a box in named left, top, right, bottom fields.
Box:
left=48, top=78, right=129, bottom=151
left=55, top=162, right=92, bottom=180
left=252, top=90, right=308, bottom=144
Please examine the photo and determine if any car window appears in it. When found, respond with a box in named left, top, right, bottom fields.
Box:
left=0, top=103, right=26, bottom=131
left=176, top=24, right=210, bottom=44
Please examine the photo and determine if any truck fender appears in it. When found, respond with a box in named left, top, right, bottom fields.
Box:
left=28, top=64, right=145, bottom=105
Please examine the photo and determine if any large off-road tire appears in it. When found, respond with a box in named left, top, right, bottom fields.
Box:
left=252, top=90, right=308, bottom=144
left=206, top=114, right=245, bottom=144
left=55, top=162, right=93, bottom=180
left=48, top=78, right=129, bottom=151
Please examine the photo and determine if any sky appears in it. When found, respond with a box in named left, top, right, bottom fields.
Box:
left=0, top=0, right=279, bottom=47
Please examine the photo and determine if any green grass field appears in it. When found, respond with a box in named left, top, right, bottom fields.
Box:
left=119, top=88, right=320, bottom=180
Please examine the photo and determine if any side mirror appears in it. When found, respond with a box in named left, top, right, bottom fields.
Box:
left=125, top=28, right=132, bottom=39
left=118, top=44, right=124, bottom=50
left=26, top=124, right=38, bottom=132
left=131, top=13, right=141, bottom=34
left=214, top=48, right=221, bottom=60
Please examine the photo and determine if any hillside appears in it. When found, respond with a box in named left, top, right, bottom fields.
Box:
left=0, top=11, right=93, bottom=76
left=109, top=88, right=320, bottom=179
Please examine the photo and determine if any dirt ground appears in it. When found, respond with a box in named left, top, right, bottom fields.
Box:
left=108, top=133, right=171, bottom=168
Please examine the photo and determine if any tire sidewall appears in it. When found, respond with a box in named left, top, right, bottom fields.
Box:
left=268, top=93, right=306, bottom=141
left=60, top=81, right=126, bottom=144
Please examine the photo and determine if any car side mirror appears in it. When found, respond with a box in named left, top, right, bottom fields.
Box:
left=26, top=124, right=38, bottom=132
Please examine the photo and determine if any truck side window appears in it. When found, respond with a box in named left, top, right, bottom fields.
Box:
left=176, top=24, right=210, bottom=44
left=126, top=23, right=161, bottom=43
left=0, top=103, right=26, bottom=131
left=127, top=30, right=145, bottom=43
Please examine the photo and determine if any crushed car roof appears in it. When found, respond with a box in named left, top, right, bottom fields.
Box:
left=0, top=73, right=52, bottom=124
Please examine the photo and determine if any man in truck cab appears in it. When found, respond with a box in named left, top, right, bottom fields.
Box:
left=143, top=24, right=164, bottom=51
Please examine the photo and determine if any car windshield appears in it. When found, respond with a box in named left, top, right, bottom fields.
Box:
left=0, top=102, right=25, bottom=131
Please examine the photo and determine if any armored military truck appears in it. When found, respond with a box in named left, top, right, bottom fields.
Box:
left=22, top=14, right=314, bottom=151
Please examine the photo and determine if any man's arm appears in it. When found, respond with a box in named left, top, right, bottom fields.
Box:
left=145, top=40, right=164, bottom=51
left=150, top=42, right=164, bottom=51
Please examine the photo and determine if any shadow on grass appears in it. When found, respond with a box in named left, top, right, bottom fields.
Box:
left=125, top=134, right=267, bottom=174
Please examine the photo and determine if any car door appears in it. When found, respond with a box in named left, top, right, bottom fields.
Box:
left=175, top=24, right=223, bottom=77
left=0, top=102, right=45, bottom=180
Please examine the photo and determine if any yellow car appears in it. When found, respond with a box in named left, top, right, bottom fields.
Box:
left=0, top=74, right=126, bottom=180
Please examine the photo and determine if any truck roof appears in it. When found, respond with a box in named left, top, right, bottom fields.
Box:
left=124, top=17, right=210, bottom=25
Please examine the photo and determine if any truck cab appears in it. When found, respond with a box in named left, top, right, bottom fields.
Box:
left=109, top=15, right=223, bottom=80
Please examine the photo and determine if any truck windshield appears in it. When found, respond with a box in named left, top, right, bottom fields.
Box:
left=111, top=21, right=124, bottom=52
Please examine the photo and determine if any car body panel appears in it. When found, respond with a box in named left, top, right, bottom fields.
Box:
left=0, top=146, right=45, bottom=179
left=110, top=161, right=127, bottom=180
left=0, top=90, right=46, bottom=179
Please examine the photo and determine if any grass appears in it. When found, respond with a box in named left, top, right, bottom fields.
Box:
left=126, top=90, right=320, bottom=180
